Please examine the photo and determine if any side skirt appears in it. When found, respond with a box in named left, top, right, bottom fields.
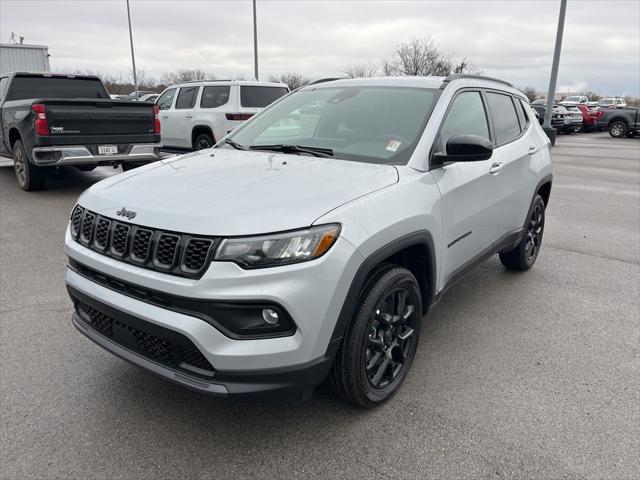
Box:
left=433, top=228, right=523, bottom=304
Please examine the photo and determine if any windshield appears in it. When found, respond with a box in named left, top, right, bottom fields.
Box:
left=564, top=96, right=581, bottom=102
left=223, top=85, right=440, bottom=165
left=599, top=99, right=614, bottom=105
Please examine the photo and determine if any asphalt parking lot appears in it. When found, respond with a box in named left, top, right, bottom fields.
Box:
left=1, top=132, right=638, bottom=479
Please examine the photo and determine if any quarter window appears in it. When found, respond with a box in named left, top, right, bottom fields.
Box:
left=175, top=86, right=199, bottom=109
left=486, top=92, right=521, bottom=143
left=201, top=85, right=231, bottom=108
left=435, top=91, right=489, bottom=154
left=157, top=88, right=176, bottom=110
left=515, top=98, right=531, bottom=130
left=240, top=86, right=288, bottom=108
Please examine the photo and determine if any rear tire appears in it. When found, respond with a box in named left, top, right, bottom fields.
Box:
left=194, top=132, right=214, bottom=150
left=499, top=194, right=546, bottom=271
left=609, top=121, right=627, bottom=138
left=13, top=140, right=46, bottom=191
left=330, top=267, right=422, bottom=408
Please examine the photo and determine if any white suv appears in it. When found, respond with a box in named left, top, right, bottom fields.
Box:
left=155, top=80, right=288, bottom=150
left=65, top=75, right=552, bottom=407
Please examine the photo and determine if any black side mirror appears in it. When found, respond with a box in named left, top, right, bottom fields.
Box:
left=434, top=134, right=493, bottom=164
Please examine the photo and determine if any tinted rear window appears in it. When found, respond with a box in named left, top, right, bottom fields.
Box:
left=8, top=76, right=108, bottom=100
left=240, top=86, right=288, bottom=108
left=201, top=85, right=230, bottom=108
left=175, top=86, right=199, bottom=109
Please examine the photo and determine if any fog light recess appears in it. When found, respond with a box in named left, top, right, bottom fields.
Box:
left=262, top=308, right=280, bottom=325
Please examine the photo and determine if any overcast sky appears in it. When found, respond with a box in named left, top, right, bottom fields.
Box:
left=1, top=0, right=639, bottom=95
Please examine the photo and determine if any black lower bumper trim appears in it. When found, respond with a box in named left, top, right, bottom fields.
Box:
left=69, top=286, right=333, bottom=398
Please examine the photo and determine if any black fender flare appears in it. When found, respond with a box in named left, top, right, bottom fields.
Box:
left=325, top=231, right=437, bottom=358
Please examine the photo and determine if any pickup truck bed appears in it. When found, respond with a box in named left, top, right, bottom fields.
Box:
left=0, top=72, right=162, bottom=191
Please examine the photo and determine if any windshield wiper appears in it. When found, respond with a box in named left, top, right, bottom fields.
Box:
left=249, top=144, right=334, bottom=158
left=224, top=138, right=248, bottom=150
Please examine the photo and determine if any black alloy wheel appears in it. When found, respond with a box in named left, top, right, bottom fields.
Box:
left=330, top=267, right=422, bottom=407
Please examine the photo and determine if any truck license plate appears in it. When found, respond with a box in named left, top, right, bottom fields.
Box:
left=98, top=145, right=118, bottom=155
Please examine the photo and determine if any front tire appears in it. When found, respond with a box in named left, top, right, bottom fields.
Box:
left=330, top=267, right=422, bottom=408
left=13, top=140, right=46, bottom=191
left=609, top=121, right=627, bottom=138
left=499, top=194, right=546, bottom=271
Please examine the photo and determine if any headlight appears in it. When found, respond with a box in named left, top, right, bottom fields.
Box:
left=215, top=224, right=341, bottom=268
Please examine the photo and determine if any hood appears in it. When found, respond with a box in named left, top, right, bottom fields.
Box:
left=79, top=149, right=398, bottom=235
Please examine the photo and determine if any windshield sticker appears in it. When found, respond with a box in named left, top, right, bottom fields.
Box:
left=386, top=139, right=402, bottom=152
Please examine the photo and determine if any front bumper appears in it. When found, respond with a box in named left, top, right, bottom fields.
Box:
left=70, top=290, right=332, bottom=397
left=32, top=143, right=163, bottom=166
left=65, top=226, right=363, bottom=395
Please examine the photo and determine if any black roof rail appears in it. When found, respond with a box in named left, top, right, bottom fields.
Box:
left=180, top=79, right=232, bottom=84
left=309, top=77, right=346, bottom=85
left=440, top=74, right=514, bottom=89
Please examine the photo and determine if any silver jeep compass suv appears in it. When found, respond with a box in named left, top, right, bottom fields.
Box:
left=65, top=75, right=552, bottom=407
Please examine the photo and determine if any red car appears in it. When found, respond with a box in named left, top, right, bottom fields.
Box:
left=576, top=105, right=601, bottom=132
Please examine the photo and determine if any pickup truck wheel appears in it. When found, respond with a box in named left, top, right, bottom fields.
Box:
left=13, top=140, right=46, bottom=191
left=499, top=194, right=545, bottom=271
left=609, top=121, right=627, bottom=138
left=194, top=132, right=214, bottom=150
left=330, top=267, right=422, bottom=408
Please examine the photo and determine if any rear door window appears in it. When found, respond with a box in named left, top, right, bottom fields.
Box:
left=175, top=86, right=199, bottom=109
left=486, top=92, right=521, bottom=144
left=201, top=85, right=231, bottom=108
left=240, top=86, right=288, bottom=108
left=157, top=88, right=176, bottom=110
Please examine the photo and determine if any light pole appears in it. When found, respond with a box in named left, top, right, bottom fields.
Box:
left=543, top=0, right=567, bottom=145
left=253, top=0, right=259, bottom=80
left=126, top=0, right=139, bottom=100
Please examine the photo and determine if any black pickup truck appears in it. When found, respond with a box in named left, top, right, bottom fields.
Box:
left=0, top=72, right=162, bottom=191
left=594, top=107, right=640, bottom=138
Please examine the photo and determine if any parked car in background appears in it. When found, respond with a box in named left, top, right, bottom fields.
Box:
left=0, top=72, right=162, bottom=190
left=156, top=80, right=289, bottom=150
left=530, top=103, right=564, bottom=130
left=531, top=98, right=547, bottom=105
left=562, top=105, right=584, bottom=133
left=118, top=90, right=156, bottom=101
left=598, top=97, right=627, bottom=108
left=575, top=104, right=599, bottom=132
left=594, top=107, right=639, bottom=138
left=136, top=93, right=159, bottom=102
left=560, top=95, right=589, bottom=105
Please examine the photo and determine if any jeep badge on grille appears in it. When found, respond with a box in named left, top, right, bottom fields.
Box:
left=116, top=207, right=137, bottom=220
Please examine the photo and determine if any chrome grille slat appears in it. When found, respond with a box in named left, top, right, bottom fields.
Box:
left=71, top=207, right=217, bottom=279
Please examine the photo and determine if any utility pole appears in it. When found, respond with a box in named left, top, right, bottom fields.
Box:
left=253, top=0, right=259, bottom=80
left=543, top=0, right=567, bottom=145
left=126, top=0, right=139, bottom=100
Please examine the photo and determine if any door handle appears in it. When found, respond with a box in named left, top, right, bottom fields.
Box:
left=185, top=114, right=193, bottom=119
left=528, top=145, right=538, bottom=155
left=489, top=162, right=504, bottom=174
left=161, top=115, right=168, bottom=119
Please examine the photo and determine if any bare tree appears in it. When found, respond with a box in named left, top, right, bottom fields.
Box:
left=382, top=37, right=479, bottom=77
left=519, top=86, right=539, bottom=103
left=269, top=72, right=310, bottom=90
left=343, top=61, right=379, bottom=78
left=159, top=69, right=213, bottom=86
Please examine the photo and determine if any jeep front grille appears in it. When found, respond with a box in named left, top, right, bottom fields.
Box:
left=70, top=205, right=218, bottom=278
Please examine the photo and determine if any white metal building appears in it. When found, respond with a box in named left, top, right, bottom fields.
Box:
left=0, top=43, right=51, bottom=74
